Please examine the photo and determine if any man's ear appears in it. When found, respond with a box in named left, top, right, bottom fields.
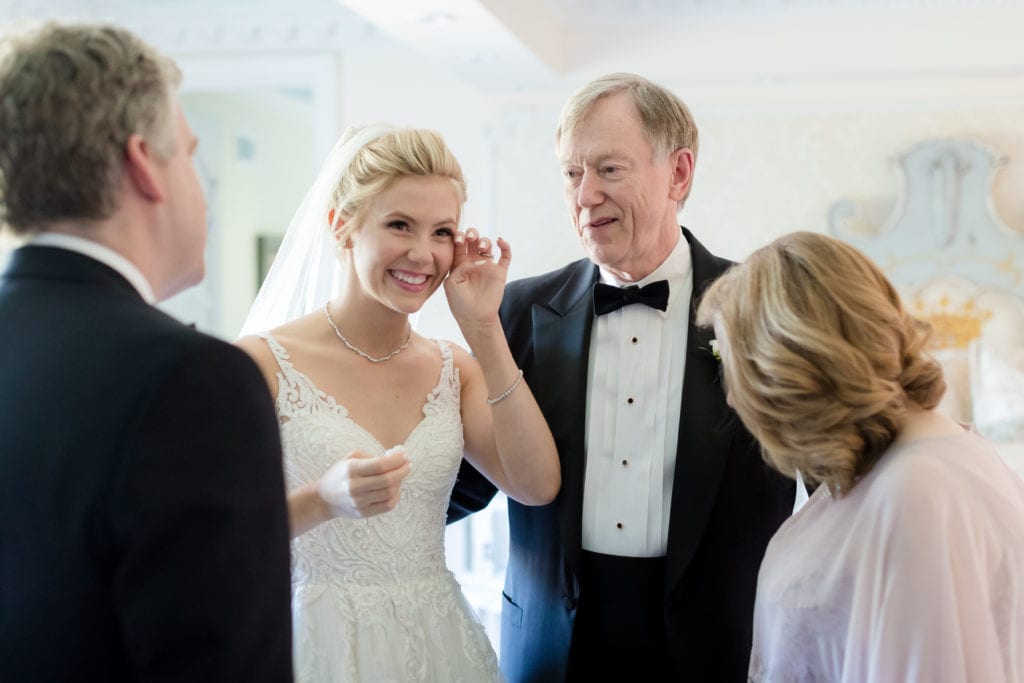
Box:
left=668, top=147, right=694, bottom=202
left=124, top=133, right=165, bottom=202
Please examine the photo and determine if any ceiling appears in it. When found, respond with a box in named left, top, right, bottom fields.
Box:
left=2, top=0, right=1022, bottom=95
left=334, top=0, right=1024, bottom=94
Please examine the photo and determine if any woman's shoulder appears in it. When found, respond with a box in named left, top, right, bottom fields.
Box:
left=435, top=338, right=468, bottom=362
left=432, top=340, right=478, bottom=384
left=234, top=332, right=277, bottom=369
left=876, top=429, right=991, bottom=482
left=865, top=432, right=967, bottom=492
left=439, top=339, right=472, bottom=362
left=857, top=430, right=1007, bottom=530
left=235, top=314, right=326, bottom=386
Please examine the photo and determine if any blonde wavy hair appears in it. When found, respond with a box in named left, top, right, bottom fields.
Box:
left=696, top=231, right=945, bottom=495
left=556, top=72, right=699, bottom=208
left=0, top=22, right=181, bottom=234
left=330, top=127, right=466, bottom=242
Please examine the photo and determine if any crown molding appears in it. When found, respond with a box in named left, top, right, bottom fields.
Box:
left=0, top=0, right=372, bottom=55
left=549, top=0, right=1016, bottom=20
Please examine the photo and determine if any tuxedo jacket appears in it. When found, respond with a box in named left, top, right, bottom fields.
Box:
left=0, top=246, right=293, bottom=682
left=449, top=228, right=795, bottom=682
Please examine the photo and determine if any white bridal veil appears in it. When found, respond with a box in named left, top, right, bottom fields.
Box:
left=238, top=123, right=396, bottom=337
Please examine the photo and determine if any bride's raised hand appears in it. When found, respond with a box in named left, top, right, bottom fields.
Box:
left=444, top=227, right=511, bottom=334
left=317, top=448, right=410, bottom=519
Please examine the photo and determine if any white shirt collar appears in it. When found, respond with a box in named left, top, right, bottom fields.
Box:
left=598, top=230, right=692, bottom=317
left=27, top=232, right=157, bottom=304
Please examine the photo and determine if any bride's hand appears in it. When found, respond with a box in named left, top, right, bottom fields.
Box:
left=445, top=228, right=510, bottom=334
left=317, top=448, right=410, bottom=519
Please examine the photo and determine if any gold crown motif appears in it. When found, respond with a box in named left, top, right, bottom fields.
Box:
left=910, top=295, right=992, bottom=350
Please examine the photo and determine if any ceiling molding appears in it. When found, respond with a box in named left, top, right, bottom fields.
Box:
left=548, top=0, right=1018, bottom=21
left=3, top=0, right=1021, bottom=95
left=0, top=0, right=371, bottom=54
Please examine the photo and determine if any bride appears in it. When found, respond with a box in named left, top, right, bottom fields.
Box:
left=236, top=124, right=559, bottom=682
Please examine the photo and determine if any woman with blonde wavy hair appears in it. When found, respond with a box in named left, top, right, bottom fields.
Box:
left=697, top=231, right=1024, bottom=682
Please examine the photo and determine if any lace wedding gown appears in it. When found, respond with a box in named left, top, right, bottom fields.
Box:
left=261, top=335, right=501, bottom=683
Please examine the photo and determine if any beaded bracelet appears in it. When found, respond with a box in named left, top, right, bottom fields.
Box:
left=486, top=369, right=524, bottom=406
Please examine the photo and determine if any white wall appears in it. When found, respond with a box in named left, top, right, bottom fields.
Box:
left=179, top=90, right=315, bottom=338
left=688, top=101, right=1024, bottom=260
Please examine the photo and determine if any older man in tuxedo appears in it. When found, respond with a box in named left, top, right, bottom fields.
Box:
left=0, top=23, right=292, bottom=681
left=450, top=73, right=795, bottom=681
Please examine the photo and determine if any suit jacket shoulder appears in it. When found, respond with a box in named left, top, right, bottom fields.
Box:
left=0, top=247, right=293, bottom=682
left=682, top=227, right=737, bottom=297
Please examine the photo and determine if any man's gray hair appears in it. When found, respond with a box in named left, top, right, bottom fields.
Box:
left=0, top=22, right=182, bottom=234
left=556, top=73, right=700, bottom=208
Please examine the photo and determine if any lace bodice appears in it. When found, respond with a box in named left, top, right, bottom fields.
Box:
left=261, top=334, right=500, bottom=682
left=263, top=333, right=463, bottom=587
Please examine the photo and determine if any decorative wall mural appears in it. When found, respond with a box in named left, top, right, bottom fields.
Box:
left=830, top=138, right=1022, bottom=297
left=828, top=138, right=1024, bottom=439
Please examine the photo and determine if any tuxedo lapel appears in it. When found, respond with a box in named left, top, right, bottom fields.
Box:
left=531, top=260, right=598, bottom=577
left=665, top=229, right=735, bottom=593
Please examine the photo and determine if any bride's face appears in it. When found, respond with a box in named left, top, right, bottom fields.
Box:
left=345, top=175, right=460, bottom=314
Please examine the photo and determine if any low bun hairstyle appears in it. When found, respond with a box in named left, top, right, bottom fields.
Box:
left=696, top=231, right=945, bottom=494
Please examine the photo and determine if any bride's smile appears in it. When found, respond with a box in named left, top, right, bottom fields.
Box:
left=341, top=174, right=459, bottom=314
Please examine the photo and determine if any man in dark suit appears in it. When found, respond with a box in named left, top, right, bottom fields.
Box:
left=0, top=23, right=293, bottom=681
left=449, top=73, right=795, bottom=681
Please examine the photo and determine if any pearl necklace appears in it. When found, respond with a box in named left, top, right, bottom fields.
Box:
left=323, top=303, right=412, bottom=363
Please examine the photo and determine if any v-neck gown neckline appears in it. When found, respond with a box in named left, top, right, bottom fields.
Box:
left=260, top=333, right=501, bottom=683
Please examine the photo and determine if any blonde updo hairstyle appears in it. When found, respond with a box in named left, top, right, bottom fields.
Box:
left=696, top=231, right=945, bottom=495
left=329, top=127, right=466, bottom=245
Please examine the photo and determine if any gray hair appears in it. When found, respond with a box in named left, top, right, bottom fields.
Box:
left=557, top=72, right=699, bottom=162
left=0, top=22, right=182, bottom=234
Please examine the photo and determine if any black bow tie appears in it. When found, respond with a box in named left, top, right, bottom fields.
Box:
left=593, top=280, right=670, bottom=316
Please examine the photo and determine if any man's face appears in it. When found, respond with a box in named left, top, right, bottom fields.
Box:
left=557, top=92, right=691, bottom=282
left=159, top=103, right=207, bottom=299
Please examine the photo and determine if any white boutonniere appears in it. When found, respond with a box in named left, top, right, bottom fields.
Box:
left=709, top=339, right=721, bottom=361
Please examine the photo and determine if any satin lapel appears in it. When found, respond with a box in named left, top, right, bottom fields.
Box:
left=665, top=230, right=735, bottom=593
left=530, top=262, right=597, bottom=577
